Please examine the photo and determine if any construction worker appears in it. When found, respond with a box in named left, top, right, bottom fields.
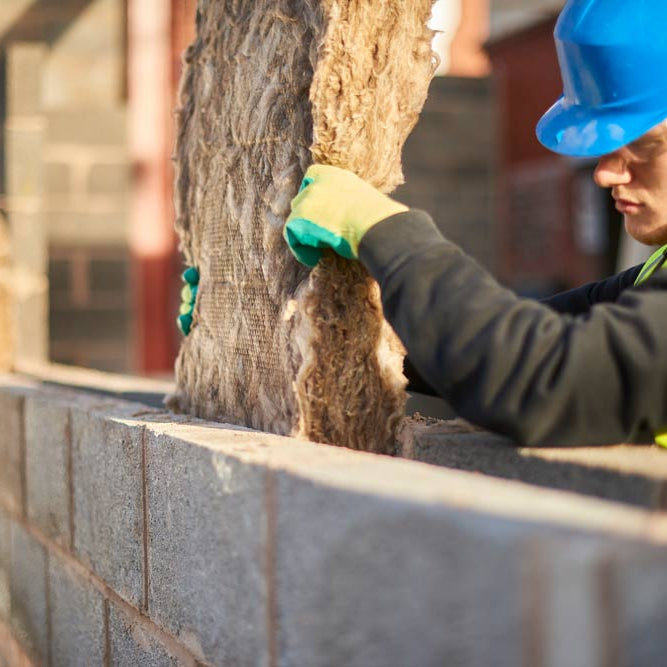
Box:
left=283, top=0, right=667, bottom=447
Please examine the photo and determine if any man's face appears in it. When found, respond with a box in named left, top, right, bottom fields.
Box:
left=594, top=121, right=667, bottom=245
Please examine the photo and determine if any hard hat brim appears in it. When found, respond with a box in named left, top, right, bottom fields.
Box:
left=536, top=96, right=667, bottom=158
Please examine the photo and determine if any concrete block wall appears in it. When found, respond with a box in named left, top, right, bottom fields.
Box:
left=2, top=43, right=50, bottom=366
left=1, top=0, right=134, bottom=373
left=44, top=109, right=129, bottom=248
left=44, top=108, right=133, bottom=372
left=400, top=419, right=667, bottom=511
left=0, top=211, right=11, bottom=372
left=3, top=367, right=667, bottom=666
left=397, top=76, right=497, bottom=274
left=490, top=0, right=565, bottom=40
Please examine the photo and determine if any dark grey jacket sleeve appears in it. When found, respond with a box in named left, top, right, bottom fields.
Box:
left=359, top=210, right=667, bottom=447
left=541, top=265, right=642, bottom=315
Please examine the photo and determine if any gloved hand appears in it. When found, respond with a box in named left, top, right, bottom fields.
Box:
left=177, top=266, right=199, bottom=335
left=284, top=165, right=408, bottom=267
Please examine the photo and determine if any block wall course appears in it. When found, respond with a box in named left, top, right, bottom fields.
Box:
left=6, top=202, right=50, bottom=363
left=49, top=342, right=132, bottom=376
left=402, top=109, right=495, bottom=169
left=108, top=602, right=185, bottom=667
left=273, top=473, right=526, bottom=667
left=44, top=51, right=122, bottom=110
left=50, top=305, right=129, bottom=342
left=0, top=266, right=11, bottom=374
left=0, top=511, right=10, bottom=620
left=9, top=522, right=48, bottom=664
left=397, top=75, right=496, bottom=273
left=6, top=45, right=45, bottom=117
left=39, top=94, right=130, bottom=370
left=272, top=471, right=661, bottom=667
left=46, top=210, right=129, bottom=246
left=403, top=423, right=667, bottom=510
left=46, top=110, right=127, bottom=147
left=146, top=430, right=270, bottom=666
left=0, top=617, right=38, bottom=667
left=47, top=257, right=71, bottom=294
left=42, top=0, right=125, bottom=108
left=89, top=254, right=130, bottom=293
left=87, top=162, right=130, bottom=195
left=24, top=397, right=71, bottom=546
left=4, top=126, right=45, bottom=206
left=9, top=211, right=47, bottom=275
left=49, top=554, right=105, bottom=667
left=141, top=415, right=667, bottom=542
left=44, top=162, right=71, bottom=195
left=529, top=538, right=611, bottom=667
left=612, top=547, right=667, bottom=666
left=0, top=393, right=25, bottom=517
left=71, top=410, right=144, bottom=608
left=48, top=249, right=132, bottom=371
left=12, top=279, right=49, bottom=364
left=6, top=375, right=667, bottom=665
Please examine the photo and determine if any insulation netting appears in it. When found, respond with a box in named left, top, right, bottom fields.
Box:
left=170, top=0, right=436, bottom=454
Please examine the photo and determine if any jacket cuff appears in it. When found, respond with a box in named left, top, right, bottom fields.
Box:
left=359, top=209, right=446, bottom=283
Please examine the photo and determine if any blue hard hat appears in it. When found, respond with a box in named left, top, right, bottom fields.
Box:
left=536, top=0, right=667, bottom=157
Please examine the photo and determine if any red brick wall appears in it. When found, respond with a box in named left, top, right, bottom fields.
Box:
left=489, top=20, right=561, bottom=168
left=488, top=19, right=609, bottom=291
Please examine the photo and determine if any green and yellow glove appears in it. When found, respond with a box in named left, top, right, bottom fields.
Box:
left=284, top=164, right=408, bottom=267
left=177, top=266, right=199, bottom=336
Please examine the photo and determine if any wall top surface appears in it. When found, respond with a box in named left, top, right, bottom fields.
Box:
left=4, top=361, right=667, bottom=547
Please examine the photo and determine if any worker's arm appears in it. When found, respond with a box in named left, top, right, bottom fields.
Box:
left=405, top=266, right=644, bottom=393
left=541, top=265, right=642, bottom=315
left=359, top=210, right=667, bottom=446
left=403, top=259, right=643, bottom=397
left=284, top=166, right=667, bottom=446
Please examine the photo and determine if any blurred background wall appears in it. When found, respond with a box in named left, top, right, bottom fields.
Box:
left=2, top=0, right=134, bottom=372
left=0, top=0, right=648, bottom=376
left=0, top=0, right=192, bottom=374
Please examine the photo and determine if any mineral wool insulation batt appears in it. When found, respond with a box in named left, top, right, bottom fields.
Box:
left=170, top=0, right=437, bottom=454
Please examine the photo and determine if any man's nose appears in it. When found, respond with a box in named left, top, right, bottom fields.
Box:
left=594, top=151, right=632, bottom=188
